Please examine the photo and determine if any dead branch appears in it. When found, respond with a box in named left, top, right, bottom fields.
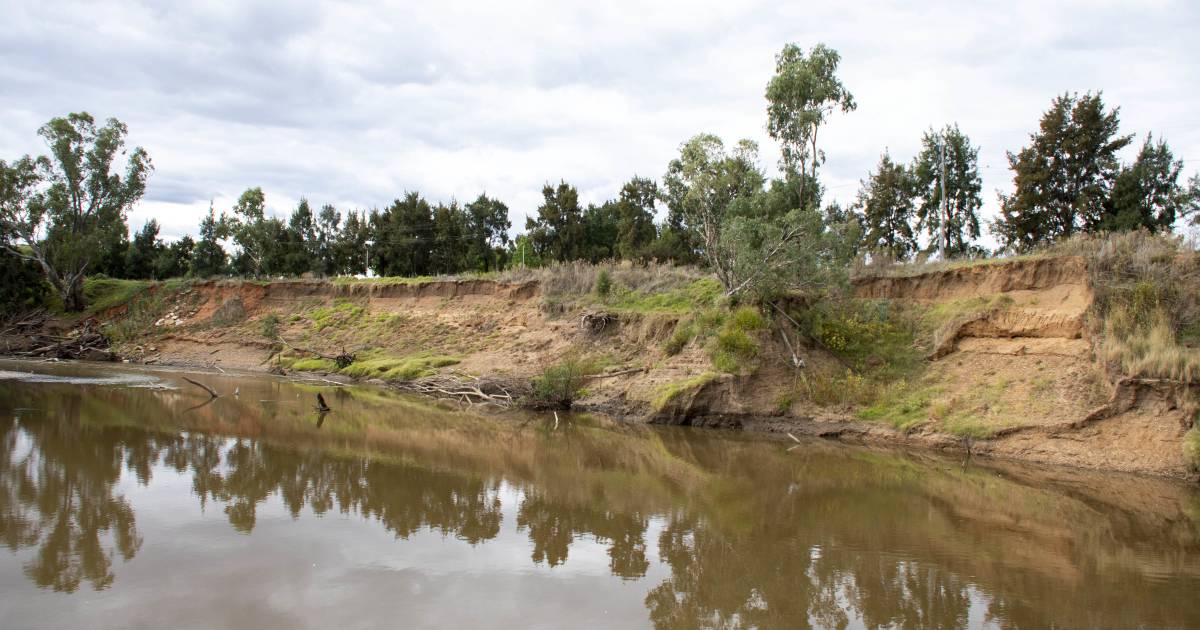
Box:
left=278, top=337, right=355, bottom=368
left=182, top=376, right=219, bottom=398
left=583, top=367, right=646, bottom=380
left=390, top=374, right=517, bottom=407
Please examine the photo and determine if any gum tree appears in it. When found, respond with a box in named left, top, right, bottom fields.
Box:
left=0, top=113, right=152, bottom=311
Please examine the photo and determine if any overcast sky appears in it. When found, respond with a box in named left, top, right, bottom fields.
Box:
left=2, top=0, right=1198, bottom=244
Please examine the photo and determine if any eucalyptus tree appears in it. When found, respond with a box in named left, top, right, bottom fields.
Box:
left=661, top=133, right=764, bottom=293
left=227, top=187, right=289, bottom=277
left=765, top=42, right=856, bottom=207
left=125, top=219, right=163, bottom=280
left=0, top=113, right=152, bottom=310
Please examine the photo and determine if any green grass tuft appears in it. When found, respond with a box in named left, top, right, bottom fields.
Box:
left=339, top=353, right=459, bottom=380
left=652, top=372, right=717, bottom=411
left=291, top=358, right=337, bottom=371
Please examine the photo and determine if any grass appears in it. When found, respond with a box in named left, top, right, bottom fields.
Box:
left=338, top=352, right=460, bottom=380
left=1185, top=427, right=1200, bottom=472
left=308, top=300, right=365, bottom=331
left=291, top=357, right=338, bottom=371
left=1079, top=231, right=1200, bottom=381
left=708, top=307, right=766, bottom=374
left=604, top=278, right=723, bottom=314
left=652, top=372, right=718, bottom=411
left=84, top=277, right=154, bottom=314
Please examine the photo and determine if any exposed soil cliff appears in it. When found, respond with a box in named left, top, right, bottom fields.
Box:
left=12, top=257, right=1196, bottom=481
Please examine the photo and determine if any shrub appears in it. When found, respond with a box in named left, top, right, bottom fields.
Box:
left=707, top=307, right=765, bottom=374
left=260, top=313, right=281, bottom=341
left=531, top=354, right=601, bottom=408
left=595, top=269, right=612, bottom=298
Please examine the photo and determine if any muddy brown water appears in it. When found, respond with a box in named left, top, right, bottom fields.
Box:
left=0, top=360, right=1198, bottom=629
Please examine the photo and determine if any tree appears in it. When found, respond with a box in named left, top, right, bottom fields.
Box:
left=125, top=220, right=163, bottom=280
left=1099, top=134, right=1198, bottom=231
left=190, top=206, right=227, bottom=278
left=911, top=125, right=982, bottom=257
left=661, top=134, right=764, bottom=292
left=335, top=209, right=370, bottom=275
left=430, top=201, right=466, bottom=273
left=993, top=92, right=1133, bottom=251
left=314, top=204, right=340, bottom=277
left=154, top=235, right=194, bottom=279
left=581, top=201, right=619, bottom=263
left=613, top=176, right=659, bottom=260
left=765, top=43, right=856, bottom=206
left=283, top=198, right=318, bottom=276
left=855, top=152, right=918, bottom=261
left=371, top=192, right=435, bottom=277
left=526, top=181, right=585, bottom=263
left=0, top=251, right=47, bottom=315
left=228, top=187, right=287, bottom=277
left=463, top=194, right=511, bottom=272
left=0, top=113, right=152, bottom=311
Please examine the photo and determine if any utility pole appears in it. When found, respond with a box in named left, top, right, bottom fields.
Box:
left=939, top=135, right=949, bottom=259
left=364, top=239, right=373, bottom=278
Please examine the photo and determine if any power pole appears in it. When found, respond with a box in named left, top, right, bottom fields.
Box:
left=939, top=135, right=949, bottom=259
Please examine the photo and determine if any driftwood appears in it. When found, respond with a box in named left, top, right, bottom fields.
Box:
left=182, top=376, right=219, bottom=398
left=279, top=337, right=356, bottom=368
left=12, top=318, right=115, bottom=361
left=392, top=374, right=516, bottom=407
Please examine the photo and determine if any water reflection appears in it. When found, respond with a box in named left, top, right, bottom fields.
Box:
left=1, top=362, right=1199, bottom=628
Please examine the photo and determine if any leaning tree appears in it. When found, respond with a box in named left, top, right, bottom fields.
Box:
left=0, top=113, right=152, bottom=311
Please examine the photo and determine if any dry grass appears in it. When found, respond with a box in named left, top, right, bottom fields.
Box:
left=496, top=260, right=709, bottom=300
left=1080, top=231, right=1200, bottom=382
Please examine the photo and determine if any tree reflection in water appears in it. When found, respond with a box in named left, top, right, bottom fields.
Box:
left=1, top=370, right=1199, bottom=628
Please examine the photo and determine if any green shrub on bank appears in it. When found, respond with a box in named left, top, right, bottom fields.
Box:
left=708, top=307, right=766, bottom=373
left=531, top=353, right=603, bottom=408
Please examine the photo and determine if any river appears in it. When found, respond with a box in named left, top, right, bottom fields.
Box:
left=0, top=359, right=1197, bottom=628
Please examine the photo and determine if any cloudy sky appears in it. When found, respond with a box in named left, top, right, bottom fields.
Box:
left=2, top=0, right=1198, bottom=243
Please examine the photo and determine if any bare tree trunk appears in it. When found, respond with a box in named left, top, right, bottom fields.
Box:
left=62, top=273, right=86, bottom=312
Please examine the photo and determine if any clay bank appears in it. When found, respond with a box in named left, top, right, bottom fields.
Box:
left=4, top=246, right=1199, bottom=481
